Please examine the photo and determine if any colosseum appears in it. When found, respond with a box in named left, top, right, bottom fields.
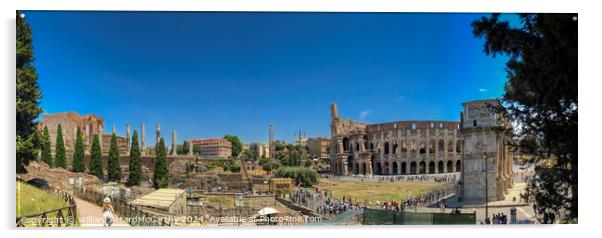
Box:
left=329, top=99, right=516, bottom=202
left=329, top=104, right=462, bottom=177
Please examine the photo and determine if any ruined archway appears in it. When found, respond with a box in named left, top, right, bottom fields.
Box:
left=429, top=140, right=436, bottom=154
left=438, top=160, right=444, bottom=173
left=438, top=139, right=445, bottom=152
left=419, top=161, right=426, bottom=174
left=383, top=162, right=390, bottom=175
left=343, top=137, right=350, bottom=152
left=410, top=161, right=417, bottom=174
left=455, top=160, right=461, bottom=172
left=362, top=163, right=367, bottom=175
left=375, top=162, right=382, bottom=175
left=347, top=155, right=353, bottom=174
left=428, top=161, right=435, bottom=174
left=392, top=162, right=399, bottom=175
left=384, top=142, right=390, bottom=154
left=456, top=140, right=462, bottom=153
left=447, top=160, right=453, bottom=173
left=401, top=162, right=407, bottom=175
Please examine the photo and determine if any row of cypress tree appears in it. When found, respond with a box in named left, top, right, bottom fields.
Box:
left=37, top=124, right=170, bottom=188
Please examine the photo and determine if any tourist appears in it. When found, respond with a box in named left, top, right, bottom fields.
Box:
left=102, top=197, right=115, bottom=227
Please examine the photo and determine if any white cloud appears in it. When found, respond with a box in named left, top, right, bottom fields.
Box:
left=359, top=110, right=372, bottom=120
left=479, top=88, right=488, bottom=93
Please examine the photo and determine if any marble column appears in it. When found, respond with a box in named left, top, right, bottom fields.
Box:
left=126, top=124, right=131, bottom=154
left=141, top=123, right=146, bottom=156
left=98, top=124, right=103, bottom=152
left=171, top=130, right=177, bottom=155
left=156, top=123, right=161, bottom=144
left=85, top=124, right=90, bottom=146
left=188, top=141, right=193, bottom=156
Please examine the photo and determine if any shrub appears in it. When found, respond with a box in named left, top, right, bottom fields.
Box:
left=274, top=166, right=319, bottom=187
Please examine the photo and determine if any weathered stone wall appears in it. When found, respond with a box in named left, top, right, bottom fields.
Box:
left=37, top=112, right=128, bottom=155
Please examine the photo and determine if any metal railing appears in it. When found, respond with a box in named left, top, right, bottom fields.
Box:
left=16, top=187, right=78, bottom=227
left=73, top=187, right=173, bottom=226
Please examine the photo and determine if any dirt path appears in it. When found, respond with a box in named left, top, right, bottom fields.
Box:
left=72, top=195, right=130, bottom=227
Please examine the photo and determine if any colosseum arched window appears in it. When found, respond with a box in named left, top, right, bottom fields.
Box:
left=438, top=139, right=445, bottom=152
left=429, top=140, right=436, bottom=154
left=401, top=162, right=407, bottom=175
left=428, top=161, right=436, bottom=174
left=447, top=140, right=454, bottom=152
left=456, top=140, right=462, bottom=153
left=384, top=142, right=390, bottom=154
left=343, top=137, right=350, bottom=152
left=419, top=140, right=426, bottom=154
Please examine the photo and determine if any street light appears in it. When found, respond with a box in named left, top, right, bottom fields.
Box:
left=483, top=151, right=489, bottom=224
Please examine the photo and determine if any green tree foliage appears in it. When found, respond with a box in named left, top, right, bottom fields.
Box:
left=176, top=140, right=189, bottom=155
left=40, top=126, right=53, bottom=167
left=274, top=143, right=285, bottom=151
left=54, top=124, right=67, bottom=169
left=127, top=130, right=142, bottom=186
left=274, top=167, right=319, bottom=187
left=71, top=127, right=86, bottom=172
left=241, top=148, right=253, bottom=161
left=16, top=11, right=43, bottom=173
left=207, top=158, right=241, bottom=172
left=89, top=134, right=104, bottom=179
left=107, top=133, right=121, bottom=182
left=472, top=13, right=577, bottom=223
left=258, top=156, right=276, bottom=173
left=223, top=134, right=242, bottom=157
left=153, top=138, right=169, bottom=189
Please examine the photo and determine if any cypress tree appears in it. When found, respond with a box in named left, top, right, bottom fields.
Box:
left=89, top=134, right=104, bottom=179
left=107, top=133, right=121, bottom=182
left=153, top=138, right=169, bottom=189
left=54, top=124, right=67, bottom=169
left=127, top=130, right=142, bottom=186
left=71, top=127, right=85, bottom=172
left=41, top=126, right=53, bottom=167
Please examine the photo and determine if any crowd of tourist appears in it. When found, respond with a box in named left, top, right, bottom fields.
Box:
left=481, top=213, right=509, bottom=224
left=320, top=173, right=459, bottom=184
left=289, top=186, right=452, bottom=217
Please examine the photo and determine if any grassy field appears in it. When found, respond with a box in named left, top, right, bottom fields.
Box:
left=16, top=182, right=69, bottom=218
left=317, top=179, right=454, bottom=202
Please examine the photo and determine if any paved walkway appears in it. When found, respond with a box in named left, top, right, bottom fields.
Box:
left=72, top=195, right=129, bottom=227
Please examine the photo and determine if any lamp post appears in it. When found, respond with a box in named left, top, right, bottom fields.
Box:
left=483, top=151, right=489, bottom=224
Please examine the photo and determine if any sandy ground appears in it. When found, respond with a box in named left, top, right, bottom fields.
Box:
left=71, top=194, right=130, bottom=227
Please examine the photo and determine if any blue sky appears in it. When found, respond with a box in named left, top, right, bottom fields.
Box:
left=23, top=11, right=516, bottom=145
